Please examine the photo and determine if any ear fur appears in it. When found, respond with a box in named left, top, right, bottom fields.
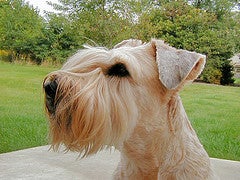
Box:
left=151, top=39, right=206, bottom=90
left=114, top=39, right=143, bottom=48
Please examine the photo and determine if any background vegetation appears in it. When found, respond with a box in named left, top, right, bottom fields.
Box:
left=0, top=62, right=239, bottom=161
left=181, top=83, right=240, bottom=161
left=0, top=0, right=240, bottom=85
left=0, top=61, right=56, bottom=153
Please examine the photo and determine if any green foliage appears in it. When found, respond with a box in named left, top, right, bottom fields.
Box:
left=0, top=0, right=81, bottom=64
left=202, top=63, right=222, bottom=84
left=49, top=0, right=137, bottom=48
left=0, top=0, right=44, bottom=63
left=43, top=14, right=82, bottom=63
left=136, top=1, right=238, bottom=85
left=0, top=0, right=239, bottom=84
left=220, top=60, right=235, bottom=85
left=190, top=0, right=239, bottom=19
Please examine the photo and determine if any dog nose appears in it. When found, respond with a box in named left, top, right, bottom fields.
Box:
left=43, top=79, right=58, bottom=100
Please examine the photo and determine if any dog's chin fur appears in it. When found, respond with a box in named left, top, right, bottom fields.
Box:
left=44, top=39, right=217, bottom=179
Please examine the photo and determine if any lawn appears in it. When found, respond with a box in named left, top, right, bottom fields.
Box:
left=181, top=83, right=240, bottom=161
left=0, top=61, right=57, bottom=153
left=0, top=61, right=239, bottom=161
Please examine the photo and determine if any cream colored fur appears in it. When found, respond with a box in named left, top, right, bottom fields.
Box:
left=43, top=39, right=217, bottom=179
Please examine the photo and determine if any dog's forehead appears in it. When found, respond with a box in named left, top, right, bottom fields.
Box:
left=62, top=44, right=154, bottom=70
left=110, top=46, right=144, bottom=63
left=62, top=48, right=109, bottom=68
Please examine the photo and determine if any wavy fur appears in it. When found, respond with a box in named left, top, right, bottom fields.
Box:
left=43, top=39, right=217, bottom=179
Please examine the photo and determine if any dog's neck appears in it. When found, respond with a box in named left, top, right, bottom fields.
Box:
left=116, top=94, right=212, bottom=179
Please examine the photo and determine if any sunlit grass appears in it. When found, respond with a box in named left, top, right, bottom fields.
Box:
left=181, top=83, right=240, bottom=161
left=0, top=61, right=57, bottom=153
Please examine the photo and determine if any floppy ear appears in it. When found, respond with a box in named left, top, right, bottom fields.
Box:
left=151, top=39, right=206, bottom=90
left=114, top=39, right=143, bottom=48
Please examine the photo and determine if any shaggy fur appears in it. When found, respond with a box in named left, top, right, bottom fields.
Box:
left=43, top=39, right=217, bottom=179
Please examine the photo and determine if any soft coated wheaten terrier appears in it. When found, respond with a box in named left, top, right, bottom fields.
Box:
left=43, top=39, right=217, bottom=179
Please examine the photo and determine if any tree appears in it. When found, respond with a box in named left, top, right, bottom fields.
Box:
left=0, top=0, right=239, bottom=85
left=136, top=1, right=238, bottom=85
left=0, top=0, right=45, bottom=63
left=190, top=0, right=240, bottom=19
left=42, top=13, right=82, bottom=63
left=48, top=0, right=138, bottom=47
left=220, top=60, right=235, bottom=85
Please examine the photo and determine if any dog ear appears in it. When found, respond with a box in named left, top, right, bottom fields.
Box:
left=151, top=39, right=206, bottom=90
left=114, top=39, right=143, bottom=48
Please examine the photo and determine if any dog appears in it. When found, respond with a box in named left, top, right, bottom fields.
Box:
left=43, top=39, right=217, bottom=179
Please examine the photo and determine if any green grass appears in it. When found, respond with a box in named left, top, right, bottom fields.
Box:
left=181, top=83, right=240, bottom=161
left=0, top=62, right=239, bottom=161
left=0, top=61, right=57, bottom=153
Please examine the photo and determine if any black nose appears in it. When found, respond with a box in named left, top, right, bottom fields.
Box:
left=44, top=80, right=58, bottom=100
left=43, top=79, right=58, bottom=114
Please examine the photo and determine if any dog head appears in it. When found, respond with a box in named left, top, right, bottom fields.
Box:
left=43, top=39, right=205, bottom=156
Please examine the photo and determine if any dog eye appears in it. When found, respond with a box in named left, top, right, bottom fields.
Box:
left=107, top=63, right=130, bottom=77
